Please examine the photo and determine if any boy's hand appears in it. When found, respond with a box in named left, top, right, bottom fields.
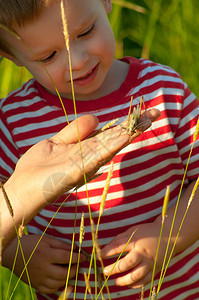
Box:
left=3, top=235, right=85, bottom=294
left=101, top=222, right=168, bottom=288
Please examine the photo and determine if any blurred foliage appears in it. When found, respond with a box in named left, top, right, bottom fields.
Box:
left=1, top=266, right=35, bottom=299
left=0, top=59, right=31, bottom=98
left=110, top=0, right=199, bottom=97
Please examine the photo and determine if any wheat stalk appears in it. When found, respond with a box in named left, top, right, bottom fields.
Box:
left=84, top=272, right=93, bottom=300
left=140, top=286, right=145, bottom=300
left=90, top=218, right=105, bottom=299
left=0, top=182, right=35, bottom=299
left=73, top=212, right=85, bottom=299
left=149, top=186, right=170, bottom=299
left=58, top=286, right=73, bottom=300
left=157, top=177, right=199, bottom=295
left=99, top=161, right=114, bottom=217
left=156, top=119, right=199, bottom=297
left=0, top=182, right=14, bottom=217
left=96, top=230, right=136, bottom=300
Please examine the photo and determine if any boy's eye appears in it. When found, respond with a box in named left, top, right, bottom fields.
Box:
left=78, top=23, right=95, bottom=38
left=40, top=51, right=56, bottom=63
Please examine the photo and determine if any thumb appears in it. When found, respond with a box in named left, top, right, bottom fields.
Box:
left=50, top=115, right=99, bottom=144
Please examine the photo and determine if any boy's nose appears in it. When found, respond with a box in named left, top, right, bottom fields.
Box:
left=65, top=44, right=89, bottom=71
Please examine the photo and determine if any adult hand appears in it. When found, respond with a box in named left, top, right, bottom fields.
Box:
left=2, top=110, right=160, bottom=247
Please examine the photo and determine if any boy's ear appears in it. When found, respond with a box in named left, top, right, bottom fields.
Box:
left=0, top=50, right=23, bottom=66
left=104, top=0, right=112, bottom=14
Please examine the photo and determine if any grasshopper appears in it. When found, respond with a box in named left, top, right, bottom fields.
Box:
left=125, top=96, right=145, bottom=135
left=86, top=96, right=146, bottom=139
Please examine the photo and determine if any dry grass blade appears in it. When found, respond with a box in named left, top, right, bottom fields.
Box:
left=112, top=0, right=147, bottom=14
left=140, top=286, right=145, bottom=300
left=96, top=230, right=136, bottom=300
left=162, top=186, right=170, bottom=223
left=91, top=219, right=102, bottom=263
left=60, top=0, right=69, bottom=51
left=74, top=211, right=85, bottom=299
left=90, top=219, right=107, bottom=299
left=151, top=286, right=157, bottom=300
left=87, top=117, right=119, bottom=139
left=79, top=212, right=85, bottom=244
left=187, top=177, right=199, bottom=209
left=149, top=186, right=170, bottom=299
left=0, top=183, right=34, bottom=299
left=157, top=178, right=199, bottom=296
left=84, top=272, right=93, bottom=300
left=193, top=118, right=199, bottom=142
left=80, top=247, right=104, bottom=300
left=58, top=286, right=73, bottom=300
left=0, top=24, right=21, bottom=40
left=99, top=161, right=114, bottom=217
left=101, top=118, right=119, bottom=131
left=157, top=117, right=199, bottom=296
left=126, top=96, right=134, bottom=126
left=18, top=216, right=25, bottom=238
left=0, top=182, right=14, bottom=217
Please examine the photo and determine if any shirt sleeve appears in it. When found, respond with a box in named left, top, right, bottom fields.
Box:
left=0, top=105, right=19, bottom=182
left=174, top=83, right=199, bottom=181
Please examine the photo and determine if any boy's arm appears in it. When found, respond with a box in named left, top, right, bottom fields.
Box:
left=101, top=179, right=199, bottom=288
left=155, top=178, right=199, bottom=255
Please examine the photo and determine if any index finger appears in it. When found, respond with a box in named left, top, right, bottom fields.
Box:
left=103, top=251, right=141, bottom=277
left=140, top=108, right=161, bottom=123
left=50, top=248, right=85, bottom=264
left=101, top=235, right=132, bottom=258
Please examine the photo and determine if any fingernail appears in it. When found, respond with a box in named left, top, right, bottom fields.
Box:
left=104, top=268, right=109, bottom=275
left=137, top=119, right=151, bottom=132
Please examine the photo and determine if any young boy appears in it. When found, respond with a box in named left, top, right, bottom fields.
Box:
left=1, top=0, right=198, bottom=299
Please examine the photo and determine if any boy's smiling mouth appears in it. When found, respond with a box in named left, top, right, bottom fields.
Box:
left=72, top=63, right=99, bottom=86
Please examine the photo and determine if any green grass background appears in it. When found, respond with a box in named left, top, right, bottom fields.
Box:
left=0, top=0, right=199, bottom=299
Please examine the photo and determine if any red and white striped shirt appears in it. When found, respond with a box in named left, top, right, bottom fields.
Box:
left=1, top=57, right=199, bottom=299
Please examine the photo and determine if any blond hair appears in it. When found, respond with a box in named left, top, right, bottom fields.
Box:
left=0, top=0, right=53, bottom=53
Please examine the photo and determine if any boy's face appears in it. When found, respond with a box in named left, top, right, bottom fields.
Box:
left=3, top=0, right=116, bottom=100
